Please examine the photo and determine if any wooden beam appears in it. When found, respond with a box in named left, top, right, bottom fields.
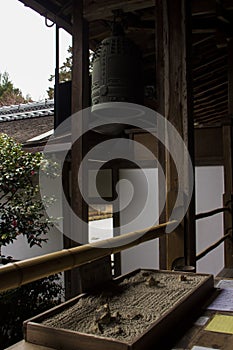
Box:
left=194, top=110, right=227, bottom=125
left=155, top=0, right=195, bottom=269
left=194, top=100, right=228, bottom=114
left=19, top=0, right=72, bottom=33
left=193, top=55, right=228, bottom=73
left=223, top=0, right=233, bottom=10
left=193, top=34, right=215, bottom=47
left=193, top=76, right=227, bottom=94
left=194, top=81, right=228, bottom=98
left=195, top=107, right=228, bottom=118
left=194, top=88, right=227, bottom=104
left=193, top=45, right=224, bottom=63
left=84, top=0, right=155, bottom=21
left=192, top=0, right=216, bottom=16
left=216, top=1, right=233, bottom=26
left=193, top=65, right=227, bottom=82
left=194, top=95, right=227, bottom=109
left=194, top=96, right=228, bottom=108
left=194, top=106, right=228, bottom=119
left=193, top=11, right=233, bottom=36
left=192, top=15, right=216, bottom=34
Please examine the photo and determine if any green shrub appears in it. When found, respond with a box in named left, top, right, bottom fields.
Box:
left=0, top=274, right=63, bottom=349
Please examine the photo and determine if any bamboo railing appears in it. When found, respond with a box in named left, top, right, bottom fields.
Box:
left=196, top=228, right=232, bottom=261
left=195, top=207, right=231, bottom=220
left=195, top=201, right=232, bottom=262
left=0, top=221, right=176, bottom=292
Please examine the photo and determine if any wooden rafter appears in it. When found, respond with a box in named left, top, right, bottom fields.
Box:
left=192, top=17, right=216, bottom=34
left=193, top=65, right=227, bottom=82
left=19, top=0, right=72, bottom=33
left=192, top=0, right=233, bottom=16
left=194, top=105, right=228, bottom=118
left=194, top=95, right=228, bottom=110
left=194, top=110, right=228, bottom=123
left=195, top=81, right=227, bottom=98
left=192, top=0, right=216, bottom=17
left=194, top=88, right=228, bottom=104
left=192, top=34, right=215, bottom=47
left=193, top=55, right=228, bottom=72
left=194, top=100, right=228, bottom=114
left=193, top=76, right=227, bottom=93
left=83, top=0, right=155, bottom=21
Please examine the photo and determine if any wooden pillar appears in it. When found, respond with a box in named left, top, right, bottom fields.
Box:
left=71, top=0, right=89, bottom=229
left=155, top=0, right=195, bottom=269
left=66, top=1, right=112, bottom=297
left=223, top=39, right=233, bottom=268
left=155, top=0, right=167, bottom=269
left=64, top=0, right=89, bottom=298
left=112, top=166, right=121, bottom=277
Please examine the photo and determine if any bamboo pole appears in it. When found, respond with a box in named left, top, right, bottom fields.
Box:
left=195, top=207, right=230, bottom=220
left=196, top=230, right=232, bottom=261
left=0, top=221, right=176, bottom=292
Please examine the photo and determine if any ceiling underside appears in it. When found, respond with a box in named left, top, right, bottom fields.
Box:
left=18, top=0, right=233, bottom=127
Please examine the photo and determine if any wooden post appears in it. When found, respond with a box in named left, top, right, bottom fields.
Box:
left=155, top=0, right=195, bottom=269
left=65, top=0, right=89, bottom=298
left=68, top=1, right=113, bottom=295
left=112, top=166, right=121, bottom=277
left=71, top=0, right=89, bottom=231
left=155, top=0, right=168, bottom=269
left=223, top=39, right=233, bottom=268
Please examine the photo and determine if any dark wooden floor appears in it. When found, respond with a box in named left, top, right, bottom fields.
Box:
left=217, top=268, right=233, bottom=278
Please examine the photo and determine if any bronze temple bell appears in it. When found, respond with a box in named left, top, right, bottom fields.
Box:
left=91, top=17, right=143, bottom=135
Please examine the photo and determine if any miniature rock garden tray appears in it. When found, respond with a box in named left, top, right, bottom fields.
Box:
left=24, top=269, right=214, bottom=350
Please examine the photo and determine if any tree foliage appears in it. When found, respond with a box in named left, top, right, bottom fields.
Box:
left=0, top=134, right=53, bottom=250
left=47, top=46, right=72, bottom=99
left=0, top=134, right=62, bottom=349
left=47, top=46, right=93, bottom=99
left=0, top=72, right=31, bottom=106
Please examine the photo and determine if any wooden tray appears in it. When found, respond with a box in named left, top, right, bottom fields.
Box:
left=24, top=269, right=214, bottom=350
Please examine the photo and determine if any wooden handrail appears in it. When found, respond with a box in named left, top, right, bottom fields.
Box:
left=0, top=221, right=176, bottom=292
left=196, top=229, right=232, bottom=261
left=195, top=207, right=231, bottom=220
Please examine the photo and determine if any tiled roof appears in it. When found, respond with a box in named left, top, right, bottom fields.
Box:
left=0, top=100, right=54, bottom=144
left=0, top=100, right=54, bottom=123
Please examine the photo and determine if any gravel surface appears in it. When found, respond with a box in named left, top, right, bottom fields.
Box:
left=43, top=270, right=207, bottom=342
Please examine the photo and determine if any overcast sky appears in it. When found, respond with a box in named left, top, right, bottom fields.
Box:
left=0, top=0, right=71, bottom=101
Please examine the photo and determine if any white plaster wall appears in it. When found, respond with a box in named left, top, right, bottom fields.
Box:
left=1, top=177, right=64, bottom=260
left=2, top=226, right=63, bottom=261
left=118, top=166, right=225, bottom=276
left=195, top=166, right=225, bottom=276
left=119, top=169, right=159, bottom=274
left=2, top=166, right=225, bottom=278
